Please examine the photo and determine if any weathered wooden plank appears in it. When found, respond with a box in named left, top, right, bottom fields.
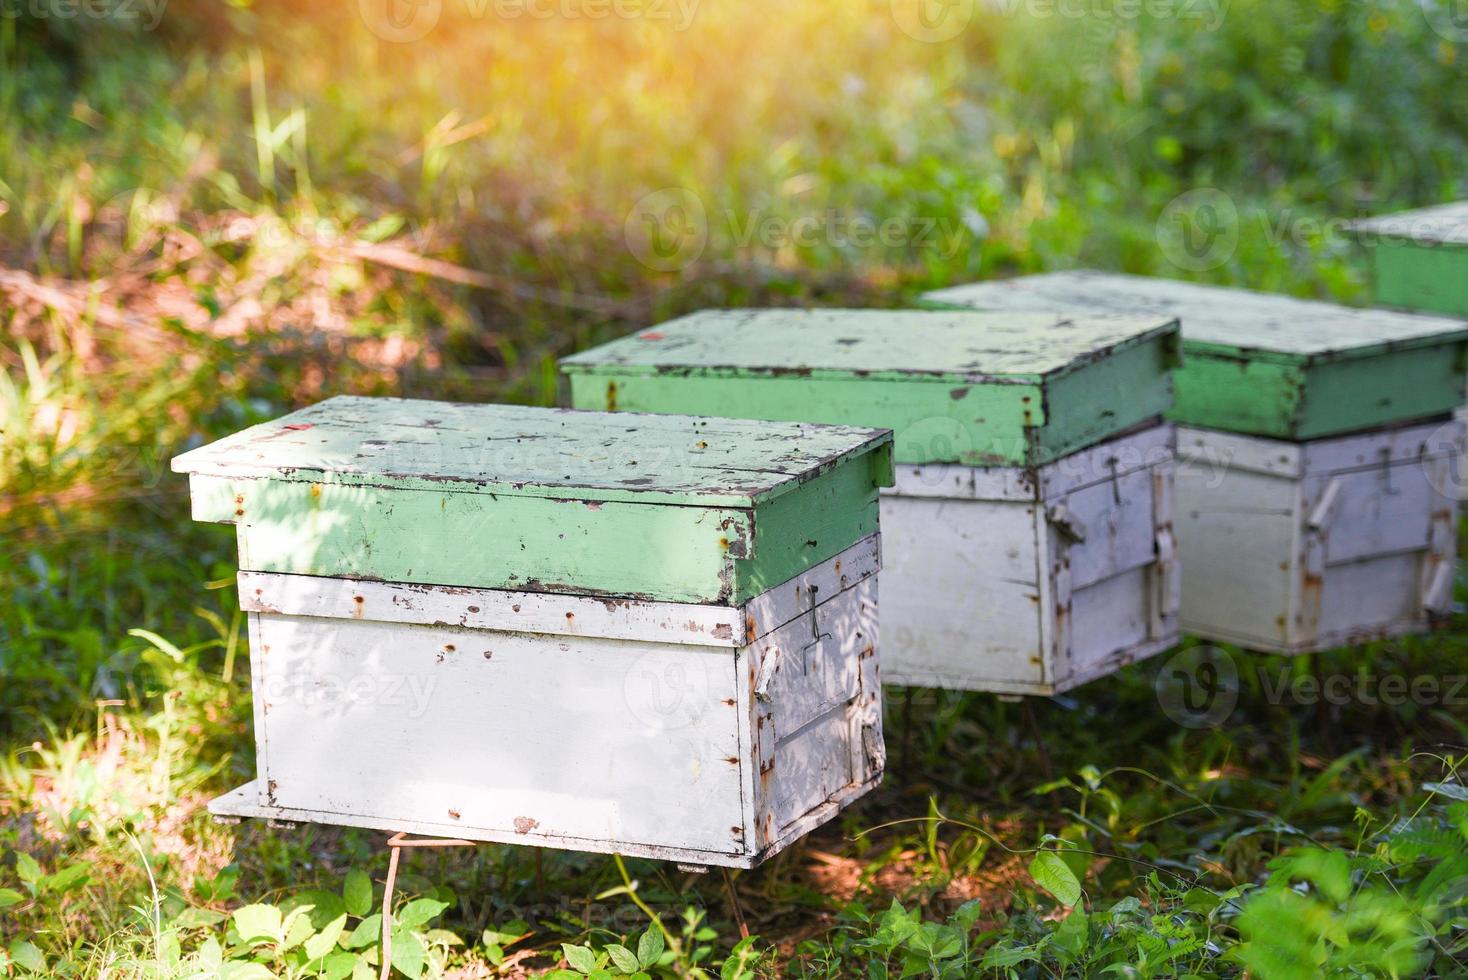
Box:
left=211, top=780, right=744, bottom=868
left=237, top=536, right=881, bottom=649
left=253, top=613, right=747, bottom=853
left=925, top=272, right=1468, bottom=439
left=561, top=309, right=1179, bottom=467
left=223, top=476, right=751, bottom=604
left=175, top=398, right=892, bottom=606
left=173, top=396, right=891, bottom=507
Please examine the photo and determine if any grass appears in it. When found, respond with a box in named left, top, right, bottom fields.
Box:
left=3, top=0, right=1468, bottom=976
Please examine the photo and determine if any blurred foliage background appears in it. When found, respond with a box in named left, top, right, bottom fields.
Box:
left=2, top=1, right=1467, bottom=976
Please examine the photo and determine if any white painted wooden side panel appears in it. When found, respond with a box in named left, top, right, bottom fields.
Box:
left=743, top=535, right=881, bottom=642
left=238, top=536, right=881, bottom=649
left=255, top=615, right=747, bottom=856
left=1036, top=423, right=1176, bottom=500
left=771, top=711, right=855, bottom=832
left=1318, top=552, right=1429, bottom=645
left=1176, top=422, right=1460, bottom=653
left=878, top=495, right=1045, bottom=691
left=756, top=586, right=868, bottom=738
left=760, top=579, right=878, bottom=834
left=879, top=424, right=1177, bottom=695
left=240, top=572, right=747, bottom=647
left=1175, top=461, right=1298, bottom=649
left=1178, top=427, right=1300, bottom=478
left=1057, top=468, right=1160, bottom=590
left=1068, top=566, right=1152, bottom=675
left=1304, top=463, right=1437, bottom=565
left=888, top=424, right=1175, bottom=502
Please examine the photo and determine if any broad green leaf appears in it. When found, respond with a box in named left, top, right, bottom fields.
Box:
left=281, top=905, right=318, bottom=951
left=345, top=913, right=382, bottom=949
left=232, top=903, right=284, bottom=943
left=395, top=897, right=449, bottom=930
left=14, top=852, right=42, bottom=885
left=174, top=906, right=227, bottom=929
left=980, top=944, right=1040, bottom=968
left=606, top=942, right=640, bottom=973
left=41, top=862, right=90, bottom=894
left=8, top=941, right=44, bottom=973
left=390, top=925, right=428, bottom=979
left=306, top=913, right=349, bottom=961
left=188, top=936, right=223, bottom=972
left=343, top=869, right=374, bottom=917
left=0, top=888, right=24, bottom=910
left=563, top=942, right=598, bottom=974
left=287, top=890, right=347, bottom=928
left=323, top=950, right=361, bottom=980
left=636, top=927, right=664, bottom=968
left=1051, top=907, right=1089, bottom=963
left=1030, top=850, right=1083, bottom=907
left=1424, top=781, right=1468, bottom=802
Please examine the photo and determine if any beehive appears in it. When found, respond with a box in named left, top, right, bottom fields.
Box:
left=173, top=396, right=894, bottom=868
left=561, top=310, right=1183, bottom=695
left=926, top=272, right=1468, bottom=652
left=1349, top=202, right=1468, bottom=320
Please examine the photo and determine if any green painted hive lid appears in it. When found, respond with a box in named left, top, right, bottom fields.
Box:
left=1348, top=202, right=1468, bottom=248
left=924, top=272, right=1468, bottom=441
left=172, top=396, right=893, bottom=606
left=560, top=309, right=1180, bottom=468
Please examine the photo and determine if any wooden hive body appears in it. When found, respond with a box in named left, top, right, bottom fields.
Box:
left=881, top=424, right=1178, bottom=695
left=925, top=274, right=1467, bottom=652
left=561, top=310, right=1182, bottom=693
left=175, top=398, right=893, bottom=867
left=1175, top=421, right=1461, bottom=653
left=924, top=271, right=1468, bottom=440
left=1350, top=202, right=1468, bottom=321
left=561, top=309, right=1180, bottom=468
left=172, top=396, right=894, bottom=606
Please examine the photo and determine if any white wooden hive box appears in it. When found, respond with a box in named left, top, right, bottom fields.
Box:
left=882, top=423, right=1179, bottom=695
left=1176, top=420, right=1462, bottom=653
left=560, top=310, right=1184, bottom=695
left=173, top=398, right=894, bottom=867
